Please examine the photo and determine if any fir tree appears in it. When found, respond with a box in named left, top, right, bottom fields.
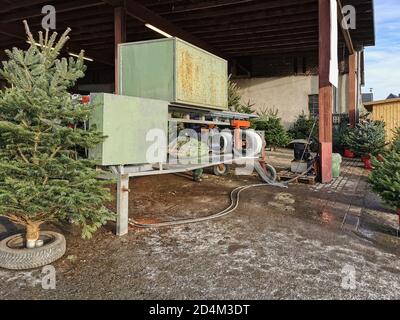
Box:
left=228, top=77, right=254, bottom=114
left=251, top=108, right=290, bottom=149
left=369, top=150, right=400, bottom=210
left=392, top=127, right=400, bottom=152
left=288, top=112, right=319, bottom=142
left=0, top=22, right=114, bottom=243
left=342, top=120, right=386, bottom=156
left=369, top=127, right=400, bottom=210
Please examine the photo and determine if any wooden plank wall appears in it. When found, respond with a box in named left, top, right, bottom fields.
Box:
left=372, top=101, right=400, bottom=142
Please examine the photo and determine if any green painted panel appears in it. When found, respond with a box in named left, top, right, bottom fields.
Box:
left=89, top=93, right=168, bottom=166
left=119, top=39, right=175, bottom=101
left=175, top=39, right=228, bottom=110
left=118, top=38, right=228, bottom=110
left=88, top=93, right=104, bottom=163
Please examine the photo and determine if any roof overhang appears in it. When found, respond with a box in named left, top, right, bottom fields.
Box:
left=0, top=0, right=376, bottom=66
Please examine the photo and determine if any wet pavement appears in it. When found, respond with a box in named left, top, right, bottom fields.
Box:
left=1, top=150, right=399, bottom=300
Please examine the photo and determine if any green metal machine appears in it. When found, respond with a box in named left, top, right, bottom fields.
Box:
left=88, top=38, right=270, bottom=236
left=89, top=93, right=168, bottom=166
left=118, top=38, right=228, bottom=110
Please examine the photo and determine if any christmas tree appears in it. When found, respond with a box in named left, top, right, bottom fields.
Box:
left=251, top=108, right=290, bottom=149
left=342, top=120, right=386, bottom=156
left=369, top=150, right=400, bottom=210
left=288, top=112, right=319, bottom=141
left=0, top=22, right=114, bottom=244
left=228, top=77, right=254, bottom=114
left=393, top=127, right=400, bottom=152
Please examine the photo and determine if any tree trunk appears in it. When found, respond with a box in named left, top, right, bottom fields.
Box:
left=397, top=208, right=400, bottom=228
left=26, top=222, right=41, bottom=249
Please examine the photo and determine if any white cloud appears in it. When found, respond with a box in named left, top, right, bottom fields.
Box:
left=364, top=0, right=400, bottom=99
left=365, top=50, right=400, bottom=97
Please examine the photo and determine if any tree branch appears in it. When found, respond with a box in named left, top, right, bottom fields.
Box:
left=49, top=146, right=61, bottom=160
left=17, top=146, right=30, bottom=164
left=32, top=133, right=40, bottom=165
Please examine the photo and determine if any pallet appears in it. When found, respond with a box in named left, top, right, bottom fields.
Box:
left=277, top=170, right=317, bottom=185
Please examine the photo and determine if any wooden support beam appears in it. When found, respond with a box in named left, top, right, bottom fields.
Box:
left=348, top=52, right=357, bottom=127
left=0, top=22, right=26, bottom=40
left=123, top=0, right=223, bottom=57
left=0, top=22, right=114, bottom=65
left=226, top=41, right=320, bottom=53
left=319, top=0, right=333, bottom=184
left=201, top=21, right=319, bottom=39
left=0, top=0, right=50, bottom=14
left=167, top=0, right=316, bottom=23
left=228, top=45, right=320, bottom=57
left=0, top=0, right=105, bottom=23
left=147, top=0, right=255, bottom=14
left=190, top=12, right=317, bottom=35
left=101, top=0, right=123, bottom=6
left=218, top=37, right=318, bottom=52
left=178, top=6, right=317, bottom=32
left=337, top=0, right=355, bottom=54
left=114, top=6, right=126, bottom=94
left=206, top=28, right=318, bottom=45
left=74, top=21, right=319, bottom=46
left=26, top=8, right=112, bottom=31
left=0, top=50, right=7, bottom=61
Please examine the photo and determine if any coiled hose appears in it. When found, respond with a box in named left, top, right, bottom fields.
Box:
left=130, top=183, right=276, bottom=228
left=129, top=120, right=318, bottom=229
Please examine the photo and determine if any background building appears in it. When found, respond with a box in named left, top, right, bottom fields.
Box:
left=0, top=0, right=376, bottom=182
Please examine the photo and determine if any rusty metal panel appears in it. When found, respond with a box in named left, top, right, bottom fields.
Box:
left=118, top=38, right=228, bottom=110
left=175, top=39, right=228, bottom=110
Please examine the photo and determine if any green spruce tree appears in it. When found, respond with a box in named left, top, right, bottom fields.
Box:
left=251, top=108, right=290, bottom=149
left=342, top=120, right=386, bottom=156
left=228, top=76, right=254, bottom=114
left=0, top=22, right=114, bottom=244
left=369, top=127, right=400, bottom=211
left=369, top=150, right=400, bottom=210
left=392, top=127, right=400, bottom=152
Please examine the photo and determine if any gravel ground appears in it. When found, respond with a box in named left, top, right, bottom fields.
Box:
left=1, top=158, right=399, bottom=300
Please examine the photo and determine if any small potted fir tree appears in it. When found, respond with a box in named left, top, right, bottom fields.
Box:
left=342, top=120, right=386, bottom=170
left=0, top=22, right=114, bottom=270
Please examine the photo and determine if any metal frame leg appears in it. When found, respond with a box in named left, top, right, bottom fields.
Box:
left=116, top=173, right=130, bottom=236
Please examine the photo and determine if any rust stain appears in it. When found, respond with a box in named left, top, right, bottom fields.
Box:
left=178, top=49, right=195, bottom=99
left=209, top=74, right=216, bottom=105
left=177, top=44, right=226, bottom=108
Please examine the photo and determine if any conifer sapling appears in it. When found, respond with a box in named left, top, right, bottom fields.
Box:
left=0, top=22, right=114, bottom=246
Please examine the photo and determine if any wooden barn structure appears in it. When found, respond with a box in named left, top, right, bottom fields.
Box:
left=0, top=0, right=375, bottom=182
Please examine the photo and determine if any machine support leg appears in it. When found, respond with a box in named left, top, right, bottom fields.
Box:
left=259, top=139, right=267, bottom=170
left=116, top=173, right=130, bottom=236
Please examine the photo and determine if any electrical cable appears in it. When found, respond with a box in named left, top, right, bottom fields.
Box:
left=130, top=183, right=277, bottom=228
left=129, top=118, right=319, bottom=229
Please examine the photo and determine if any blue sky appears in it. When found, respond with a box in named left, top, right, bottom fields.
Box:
left=364, top=0, right=400, bottom=100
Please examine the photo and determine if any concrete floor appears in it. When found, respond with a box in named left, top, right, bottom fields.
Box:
left=1, top=150, right=400, bottom=300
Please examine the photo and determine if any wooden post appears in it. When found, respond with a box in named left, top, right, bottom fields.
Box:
left=319, top=0, right=333, bottom=183
left=116, top=172, right=130, bottom=236
left=114, top=7, right=126, bottom=94
left=348, top=52, right=357, bottom=127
